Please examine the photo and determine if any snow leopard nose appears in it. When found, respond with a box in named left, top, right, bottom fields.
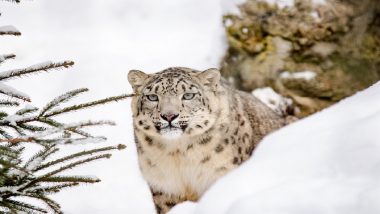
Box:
left=160, top=113, right=179, bottom=122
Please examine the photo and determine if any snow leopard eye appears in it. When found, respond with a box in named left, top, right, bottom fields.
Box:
left=182, top=93, right=195, bottom=100
left=147, top=94, right=159, bottom=101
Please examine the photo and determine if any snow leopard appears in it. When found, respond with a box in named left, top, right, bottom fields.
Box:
left=128, top=67, right=287, bottom=214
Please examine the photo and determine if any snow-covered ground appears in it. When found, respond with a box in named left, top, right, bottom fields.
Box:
left=170, top=82, right=380, bottom=214
left=1, top=0, right=380, bottom=214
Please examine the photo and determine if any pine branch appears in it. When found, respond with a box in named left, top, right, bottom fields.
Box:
left=30, top=120, right=115, bottom=139
left=24, top=145, right=57, bottom=171
left=38, top=195, right=62, bottom=214
left=0, top=61, right=74, bottom=81
left=0, top=137, right=32, bottom=143
left=18, top=154, right=112, bottom=192
left=36, top=136, right=107, bottom=145
left=6, top=124, right=26, bottom=135
left=0, top=111, right=8, bottom=119
left=34, top=144, right=126, bottom=172
left=0, top=93, right=133, bottom=126
left=16, top=105, right=38, bottom=115
left=0, top=158, right=28, bottom=175
left=1, top=199, right=47, bottom=213
left=0, top=25, right=21, bottom=36
left=27, top=182, right=80, bottom=195
left=0, top=100, right=20, bottom=107
left=39, top=175, right=100, bottom=183
left=18, top=123, right=46, bottom=132
left=1, top=0, right=21, bottom=3
left=38, top=117, right=93, bottom=138
left=0, top=145, right=19, bottom=159
left=0, top=54, right=16, bottom=64
left=45, top=93, right=134, bottom=117
left=39, top=88, right=89, bottom=116
left=0, top=82, right=31, bottom=101
left=0, top=127, right=12, bottom=139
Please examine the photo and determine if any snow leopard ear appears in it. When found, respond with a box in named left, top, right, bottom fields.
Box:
left=197, top=68, right=221, bottom=90
left=128, top=70, right=149, bottom=93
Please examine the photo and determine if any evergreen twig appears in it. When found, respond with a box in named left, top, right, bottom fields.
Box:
left=0, top=54, right=16, bottom=64
left=0, top=61, right=74, bottom=81
left=0, top=25, right=21, bottom=36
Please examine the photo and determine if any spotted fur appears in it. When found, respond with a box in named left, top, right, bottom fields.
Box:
left=128, top=67, right=286, bottom=214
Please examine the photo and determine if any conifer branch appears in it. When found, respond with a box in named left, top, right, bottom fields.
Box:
left=0, top=61, right=74, bottom=81
left=39, top=88, right=89, bottom=116
left=34, top=144, right=126, bottom=172
left=0, top=25, right=21, bottom=36
left=19, top=154, right=112, bottom=192
left=0, top=54, right=16, bottom=64
left=0, top=137, right=33, bottom=143
left=1, top=0, right=21, bottom=3
left=45, top=93, right=134, bottom=117
left=1, top=199, right=48, bottom=213
left=16, top=105, right=38, bottom=115
left=38, top=195, right=62, bottom=214
left=0, top=82, right=31, bottom=101
left=0, top=100, right=20, bottom=107
left=0, top=127, right=12, bottom=139
left=27, top=182, right=80, bottom=195
left=39, top=175, right=100, bottom=183
left=24, top=145, right=57, bottom=170
left=38, top=117, right=93, bottom=138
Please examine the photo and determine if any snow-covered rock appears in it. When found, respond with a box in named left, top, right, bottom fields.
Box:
left=280, top=70, right=317, bottom=81
left=171, top=81, right=380, bottom=214
left=252, top=87, right=293, bottom=116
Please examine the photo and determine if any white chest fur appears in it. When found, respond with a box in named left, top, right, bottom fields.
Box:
left=137, top=133, right=233, bottom=199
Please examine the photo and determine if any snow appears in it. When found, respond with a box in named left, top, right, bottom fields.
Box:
left=0, top=82, right=31, bottom=101
left=25, top=157, right=44, bottom=171
left=221, top=0, right=246, bottom=15
left=280, top=70, right=317, bottom=81
left=3, top=113, right=24, bottom=126
left=252, top=87, right=293, bottom=116
left=25, top=61, right=53, bottom=70
left=262, top=0, right=294, bottom=8
left=171, top=81, right=380, bottom=214
left=0, top=25, right=20, bottom=34
left=260, top=0, right=326, bottom=8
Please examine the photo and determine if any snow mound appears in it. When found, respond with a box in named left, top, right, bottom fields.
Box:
left=171, top=81, right=380, bottom=214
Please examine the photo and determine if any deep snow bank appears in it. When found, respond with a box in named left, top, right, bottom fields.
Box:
left=170, top=81, right=380, bottom=214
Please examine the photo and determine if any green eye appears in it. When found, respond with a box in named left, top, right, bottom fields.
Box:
left=183, top=93, right=195, bottom=100
left=147, top=94, right=159, bottom=101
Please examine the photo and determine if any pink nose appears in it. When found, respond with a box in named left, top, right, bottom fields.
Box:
left=160, top=113, right=179, bottom=122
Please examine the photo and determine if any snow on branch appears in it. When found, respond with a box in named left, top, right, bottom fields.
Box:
left=44, top=93, right=134, bottom=117
left=0, top=99, right=20, bottom=107
left=2, top=0, right=21, bottom=3
left=0, top=25, right=21, bottom=36
left=0, top=61, right=74, bottom=81
left=0, top=82, right=31, bottom=101
left=0, top=54, right=16, bottom=64
left=39, top=88, right=89, bottom=116
left=0, top=91, right=133, bottom=156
